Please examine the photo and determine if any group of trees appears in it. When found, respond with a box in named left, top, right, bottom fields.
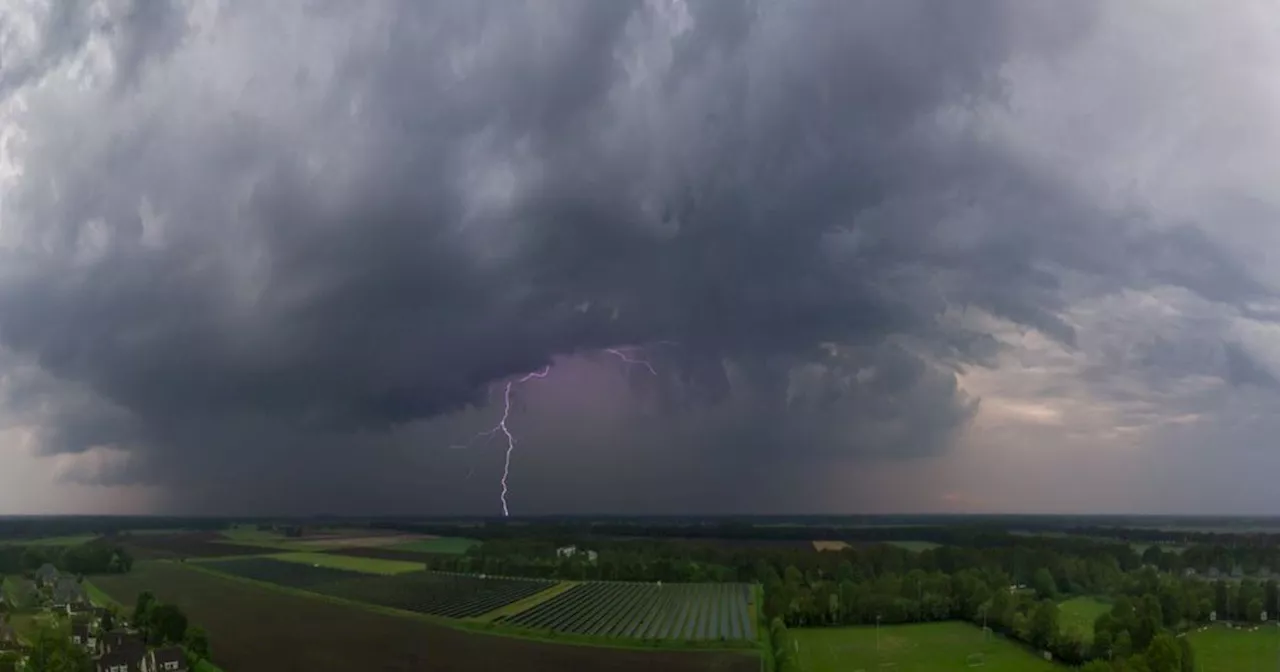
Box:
left=0, top=543, right=133, bottom=576
left=132, top=592, right=210, bottom=667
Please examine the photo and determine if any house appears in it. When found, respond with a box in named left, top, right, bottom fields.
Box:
left=101, top=631, right=145, bottom=655
left=71, top=621, right=98, bottom=653
left=52, top=577, right=88, bottom=613
left=97, top=648, right=143, bottom=672
left=142, top=647, right=188, bottom=672
left=34, top=563, right=59, bottom=587
left=556, top=545, right=598, bottom=563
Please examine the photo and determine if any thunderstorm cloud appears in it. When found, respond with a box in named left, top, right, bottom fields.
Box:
left=2, top=0, right=1280, bottom=514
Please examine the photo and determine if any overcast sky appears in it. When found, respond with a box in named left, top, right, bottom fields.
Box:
left=4, top=0, right=1280, bottom=516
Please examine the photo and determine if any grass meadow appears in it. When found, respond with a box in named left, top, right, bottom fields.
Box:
left=1188, top=623, right=1280, bottom=672
left=1057, top=597, right=1110, bottom=641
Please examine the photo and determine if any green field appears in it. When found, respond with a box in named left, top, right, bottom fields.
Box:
left=886, top=540, right=942, bottom=552
left=388, top=537, right=480, bottom=554
left=790, top=622, right=1061, bottom=672
left=0, top=534, right=100, bottom=546
left=1058, top=597, right=1110, bottom=641
left=83, top=579, right=122, bottom=608
left=268, top=551, right=425, bottom=575
left=1188, top=624, right=1280, bottom=672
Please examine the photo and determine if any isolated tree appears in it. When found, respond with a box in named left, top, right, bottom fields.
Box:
left=185, top=626, right=211, bottom=669
left=1030, top=600, right=1058, bottom=650
left=1032, top=568, right=1056, bottom=600
left=149, top=604, right=189, bottom=645
left=1114, top=630, right=1133, bottom=659
left=133, top=591, right=155, bottom=629
left=1145, top=633, right=1181, bottom=672
left=1177, top=636, right=1195, bottom=672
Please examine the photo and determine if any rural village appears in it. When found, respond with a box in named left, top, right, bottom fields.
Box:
left=1, top=549, right=207, bottom=672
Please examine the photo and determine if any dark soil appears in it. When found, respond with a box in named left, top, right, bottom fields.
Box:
left=117, top=533, right=266, bottom=559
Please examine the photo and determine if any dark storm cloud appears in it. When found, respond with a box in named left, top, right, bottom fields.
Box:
left=0, top=0, right=1268, bottom=511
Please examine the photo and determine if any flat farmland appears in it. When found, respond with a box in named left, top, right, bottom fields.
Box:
left=315, top=571, right=559, bottom=619
left=268, top=551, right=424, bottom=574
left=499, top=581, right=755, bottom=642
left=120, top=533, right=267, bottom=559
left=203, top=557, right=558, bottom=619
left=92, top=562, right=757, bottom=672
left=324, top=546, right=449, bottom=563
left=791, top=622, right=1061, bottom=672
left=201, top=557, right=369, bottom=588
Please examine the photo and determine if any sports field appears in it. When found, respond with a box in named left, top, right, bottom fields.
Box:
left=790, top=622, right=1060, bottom=672
left=1057, top=597, right=1110, bottom=641
left=1188, top=624, right=1280, bottom=672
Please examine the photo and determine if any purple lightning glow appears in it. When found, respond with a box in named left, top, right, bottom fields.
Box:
left=455, top=345, right=667, bottom=516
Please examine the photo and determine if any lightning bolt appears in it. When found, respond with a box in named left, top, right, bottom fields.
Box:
left=487, top=366, right=551, bottom=517
left=452, top=344, right=671, bottom=517
left=605, top=347, right=657, bottom=375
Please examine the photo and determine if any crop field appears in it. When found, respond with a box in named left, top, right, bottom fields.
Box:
left=325, top=545, right=451, bottom=563
left=203, top=557, right=368, bottom=587
left=121, top=533, right=267, bottom=559
left=269, top=551, right=425, bottom=574
left=1188, top=623, right=1280, bottom=672
left=498, top=581, right=755, bottom=642
left=1058, top=597, right=1110, bottom=641
left=315, top=571, right=559, bottom=619
left=0, top=534, right=100, bottom=546
left=791, top=622, right=1061, bottom=672
left=387, top=537, right=479, bottom=554
left=203, top=557, right=556, bottom=619
left=91, top=561, right=757, bottom=672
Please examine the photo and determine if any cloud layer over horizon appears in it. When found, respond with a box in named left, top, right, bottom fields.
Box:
left=3, top=0, right=1280, bottom=515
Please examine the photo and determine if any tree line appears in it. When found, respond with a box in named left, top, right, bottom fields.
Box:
left=0, top=543, right=133, bottom=576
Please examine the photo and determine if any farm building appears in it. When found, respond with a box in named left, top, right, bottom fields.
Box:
left=556, top=546, right=598, bottom=563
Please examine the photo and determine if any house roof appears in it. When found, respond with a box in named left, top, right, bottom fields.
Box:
left=71, top=622, right=91, bottom=638
left=97, top=647, right=142, bottom=671
left=152, top=647, right=187, bottom=666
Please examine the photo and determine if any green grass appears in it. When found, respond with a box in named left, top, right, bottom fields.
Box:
left=220, top=526, right=288, bottom=543
left=790, top=622, right=1062, bottom=671
left=267, top=552, right=425, bottom=575
left=83, top=579, right=122, bottom=609
left=387, top=537, right=479, bottom=554
left=0, top=534, right=100, bottom=546
left=886, top=540, right=941, bottom=552
left=1188, top=624, right=1280, bottom=672
left=471, top=581, right=579, bottom=622
left=1057, top=596, right=1110, bottom=642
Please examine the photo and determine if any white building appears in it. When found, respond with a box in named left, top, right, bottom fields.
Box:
left=556, top=545, right=598, bottom=563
